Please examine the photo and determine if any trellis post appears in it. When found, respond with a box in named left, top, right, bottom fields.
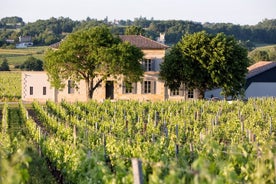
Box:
left=132, top=158, right=143, bottom=184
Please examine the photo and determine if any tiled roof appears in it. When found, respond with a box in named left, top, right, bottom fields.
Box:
left=50, top=35, right=169, bottom=50
left=246, top=61, right=276, bottom=79
left=119, top=35, right=169, bottom=49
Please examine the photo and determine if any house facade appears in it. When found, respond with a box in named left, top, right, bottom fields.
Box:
left=205, top=61, right=276, bottom=99
left=16, top=36, right=33, bottom=48
left=22, top=35, right=200, bottom=103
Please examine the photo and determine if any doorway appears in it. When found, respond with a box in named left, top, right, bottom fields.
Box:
left=105, top=81, right=114, bottom=99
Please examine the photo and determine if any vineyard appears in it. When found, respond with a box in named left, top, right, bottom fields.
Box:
left=1, top=99, right=276, bottom=183
left=0, top=71, right=21, bottom=101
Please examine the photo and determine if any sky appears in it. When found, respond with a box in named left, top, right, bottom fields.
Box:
left=1, top=0, right=275, bottom=25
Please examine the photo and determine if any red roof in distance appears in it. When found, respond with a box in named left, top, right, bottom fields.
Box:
left=119, top=35, right=169, bottom=50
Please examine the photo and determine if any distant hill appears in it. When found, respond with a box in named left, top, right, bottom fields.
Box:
left=0, top=16, right=276, bottom=48
left=248, top=44, right=276, bottom=64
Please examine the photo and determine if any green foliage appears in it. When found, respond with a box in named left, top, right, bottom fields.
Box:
left=19, top=17, right=77, bottom=45
left=0, top=58, right=10, bottom=71
left=44, top=26, right=144, bottom=99
left=249, top=50, right=270, bottom=64
left=19, top=56, right=43, bottom=71
left=1, top=16, right=276, bottom=47
left=248, top=45, right=276, bottom=64
left=160, top=31, right=249, bottom=99
left=125, top=26, right=145, bottom=35
left=0, top=105, right=31, bottom=184
left=0, top=16, right=23, bottom=25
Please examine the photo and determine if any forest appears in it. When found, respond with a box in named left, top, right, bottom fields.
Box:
left=0, top=16, right=275, bottom=49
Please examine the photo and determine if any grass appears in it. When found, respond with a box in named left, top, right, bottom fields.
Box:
left=0, top=46, right=47, bottom=69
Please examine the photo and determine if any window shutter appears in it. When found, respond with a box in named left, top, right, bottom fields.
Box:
left=122, top=82, right=126, bottom=94
left=151, top=81, right=156, bottom=94
left=141, top=81, right=144, bottom=94
left=141, top=60, right=146, bottom=71
left=151, top=58, right=155, bottom=71
left=132, top=83, right=137, bottom=94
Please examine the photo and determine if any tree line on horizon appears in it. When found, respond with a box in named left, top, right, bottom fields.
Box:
left=0, top=16, right=275, bottom=49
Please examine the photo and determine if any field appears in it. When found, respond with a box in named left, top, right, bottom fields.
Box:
left=0, top=46, right=46, bottom=69
left=1, top=99, right=274, bottom=183
left=0, top=71, right=21, bottom=101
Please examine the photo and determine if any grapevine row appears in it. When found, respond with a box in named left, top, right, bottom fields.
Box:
left=24, top=99, right=276, bottom=183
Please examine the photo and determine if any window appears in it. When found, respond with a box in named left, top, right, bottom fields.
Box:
left=123, top=81, right=137, bottom=94
left=188, top=89, right=194, bottom=98
left=30, top=86, right=33, bottom=95
left=43, top=87, right=46, bottom=95
left=125, top=82, right=132, bottom=94
left=171, top=89, right=179, bottom=96
left=144, top=81, right=151, bottom=93
left=170, top=84, right=184, bottom=96
left=142, top=80, right=156, bottom=94
left=68, top=80, right=74, bottom=94
left=143, top=59, right=153, bottom=71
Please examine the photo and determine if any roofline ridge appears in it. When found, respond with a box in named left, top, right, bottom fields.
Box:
left=246, top=61, right=276, bottom=79
left=138, top=35, right=169, bottom=48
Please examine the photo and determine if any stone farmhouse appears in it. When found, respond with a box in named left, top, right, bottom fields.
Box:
left=22, top=35, right=200, bottom=103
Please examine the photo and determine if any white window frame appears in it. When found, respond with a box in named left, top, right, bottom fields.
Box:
left=143, top=59, right=153, bottom=71
left=171, top=89, right=180, bottom=96
left=188, top=89, right=194, bottom=98
left=142, top=80, right=156, bottom=94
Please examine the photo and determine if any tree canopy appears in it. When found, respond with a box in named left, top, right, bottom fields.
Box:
left=19, top=56, right=43, bottom=71
left=160, top=31, right=249, bottom=99
left=125, top=26, right=145, bottom=35
left=0, top=58, right=10, bottom=71
left=44, top=26, right=144, bottom=100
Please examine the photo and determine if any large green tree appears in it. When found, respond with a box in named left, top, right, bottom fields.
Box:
left=160, top=31, right=249, bottom=99
left=44, top=26, right=144, bottom=100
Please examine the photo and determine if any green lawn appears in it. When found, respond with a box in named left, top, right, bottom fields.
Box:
left=0, top=46, right=47, bottom=69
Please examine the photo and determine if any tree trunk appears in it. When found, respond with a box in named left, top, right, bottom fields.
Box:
left=198, top=88, right=205, bottom=99
left=85, top=77, right=104, bottom=101
left=85, top=78, right=93, bottom=101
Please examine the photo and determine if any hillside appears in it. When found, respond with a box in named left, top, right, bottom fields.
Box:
left=248, top=44, right=276, bottom=64
left=0, top=17, right=276, bottom=48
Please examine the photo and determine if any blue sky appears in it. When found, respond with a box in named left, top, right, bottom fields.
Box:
left=1, top=0, right=275, bottom=25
